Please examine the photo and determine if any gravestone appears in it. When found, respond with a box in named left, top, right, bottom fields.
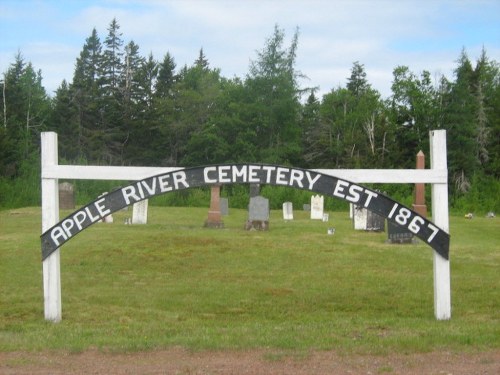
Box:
left=353, top=206, right=384, bottom=231
left=412, top=150, right=428, bottom=217
left=220, top=197, right=229, bottom=216
left=282, top=201, right=293, bottom=220
left=366, top=209, right=385, bottom=231
left=132, top=199, right=148, bottom=224
left=310, top=195, right=324, bottom=220
left=387, top=221, right=414, bottom=243
left=353, top=205, right=368, bottom=230
left=245, top=195, right=269, bottom=230
left=205, top=185, right=224, bottom=228
left=58, top=182, right=75, bottom=210
left=322, top=213, right=329, bottom=222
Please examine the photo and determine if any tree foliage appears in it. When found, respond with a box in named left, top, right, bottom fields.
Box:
left=1, top=20, right=499, bottom=211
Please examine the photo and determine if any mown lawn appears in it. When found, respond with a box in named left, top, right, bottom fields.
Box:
left=0, top=206, right=498, bottom=354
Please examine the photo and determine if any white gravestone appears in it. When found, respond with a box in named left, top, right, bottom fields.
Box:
left=132, top=199, right=148, bottom=224
left=353, top=205, right=368, bottom=230
left=310, top=195, right=324, bottom=220
left=282, top=202, right=293, bottom=220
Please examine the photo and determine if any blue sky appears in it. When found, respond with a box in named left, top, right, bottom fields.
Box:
left=1, top=0, right=499, bottom=98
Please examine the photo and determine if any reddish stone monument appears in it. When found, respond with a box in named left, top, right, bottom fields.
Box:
left=412, top=150, right=428, bottom=218
left=205, top=185, right=224, bottom=228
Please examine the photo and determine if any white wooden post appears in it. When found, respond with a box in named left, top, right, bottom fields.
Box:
left=430, top=130, right=451, bottom=320
left=41, top=132, right=61, bottom=322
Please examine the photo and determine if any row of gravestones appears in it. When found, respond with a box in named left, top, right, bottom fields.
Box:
left=59, top=182, right=414, bottom=242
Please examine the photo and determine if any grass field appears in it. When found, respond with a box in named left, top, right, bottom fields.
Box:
left=0, top=205, right=498, bottom=355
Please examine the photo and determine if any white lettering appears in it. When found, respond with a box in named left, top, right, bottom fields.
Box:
left=94, top=197, right=110, bottom=217
left=173, top=171, right=189, bottom=189
left=122, top=185, right=141, bottom=205
left=276, top=167, right=289, bottom=185
left=289, top=169, right=304, bottom=188
left=84, top=206, right=100, bottom=223
left=248, top=165, right=260, bottom=183
left=158, top=175, right=173, bottom=192
left=218, top=165, right=231, bottom=183
left=61, top=219, right=75, bottom=237
left=262, top=166, right=275, bottom=183
left=141, top=179, right=157, bottom=195
left=50, top=227, right=68, bottom=247
left=333, top=180, right=349, bottom=199
left=232, top=165, right=247, bottom=182
left=363, top=189, right=378, bottom=207
left=305, top=172, right=321, bottom=190
left=346, top=184, right=363, bottom=203
left=203, top=167, right=217, bottom=183
left=73, top=210, right=87, bottom=230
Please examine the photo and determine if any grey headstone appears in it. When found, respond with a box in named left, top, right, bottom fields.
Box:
left=303, top=204, right=311, bottom=211
left=220, top=197, right=229, bottom=216
left=366, top=209, right=385, bottom=231
left=249, top=196, right=269, bottom=221
left=246, top=195, right=269, bottom=230
left=387, top=221, right=413, bottom=243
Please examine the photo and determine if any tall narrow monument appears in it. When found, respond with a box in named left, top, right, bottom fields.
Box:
left=205, top=185, right=224, bottom=228
left=412, top=150, right=428, bottom=218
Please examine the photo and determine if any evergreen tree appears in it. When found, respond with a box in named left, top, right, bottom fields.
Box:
left=246, top=25, right=303, bottom=164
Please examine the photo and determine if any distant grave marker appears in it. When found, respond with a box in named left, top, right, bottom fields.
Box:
left=310, top=195, right=324, bottom=220
left=58, top=182, right=75, bottom=210
left=282, top=201, right=293, bottom=220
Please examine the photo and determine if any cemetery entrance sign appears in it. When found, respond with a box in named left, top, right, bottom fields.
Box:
left=41, top=164, right=449, bottom=261
left=40, top=131, right=451, bottom=322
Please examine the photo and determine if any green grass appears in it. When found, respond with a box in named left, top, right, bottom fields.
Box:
left=0, top=206, right=499, bottom=354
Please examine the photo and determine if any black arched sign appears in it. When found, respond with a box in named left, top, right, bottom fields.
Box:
left=41, top=164, right=450, bottom=261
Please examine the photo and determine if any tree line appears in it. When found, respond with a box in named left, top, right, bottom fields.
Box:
left=1, top=19, right=499, bottom=212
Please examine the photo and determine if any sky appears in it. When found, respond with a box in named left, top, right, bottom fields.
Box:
left=1, top=0, right=499, bottom=99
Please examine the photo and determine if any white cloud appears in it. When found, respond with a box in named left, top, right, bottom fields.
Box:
left=1, top=0, right=498, bottom=99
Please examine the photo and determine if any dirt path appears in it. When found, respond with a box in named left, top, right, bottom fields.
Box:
left=1, top=349, right=499, bottom=374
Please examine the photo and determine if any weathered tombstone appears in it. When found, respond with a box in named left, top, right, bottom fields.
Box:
left=310, top=195, right=324, bottom=220
left=387, top=221, right=414, bottom=243
left=220, top=197, right=229, bottom=216
left=322, top=213, right=329, bottom=222
left=282, top=201, right=293, bottom=220
left=205, top=185, right=224, bottom=228
left=245, top=195, right=269, bottom=230
left=353, top=205, right=368, bottom=230
left=366, top=210, right=385, bottom=231
left=353, top=206, right=384, bottom=231
left=58, top=182, right=75, bottom=210
left=303, top=204, right=311, bottom=211
left=132, top=199, right=148, bottom=224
